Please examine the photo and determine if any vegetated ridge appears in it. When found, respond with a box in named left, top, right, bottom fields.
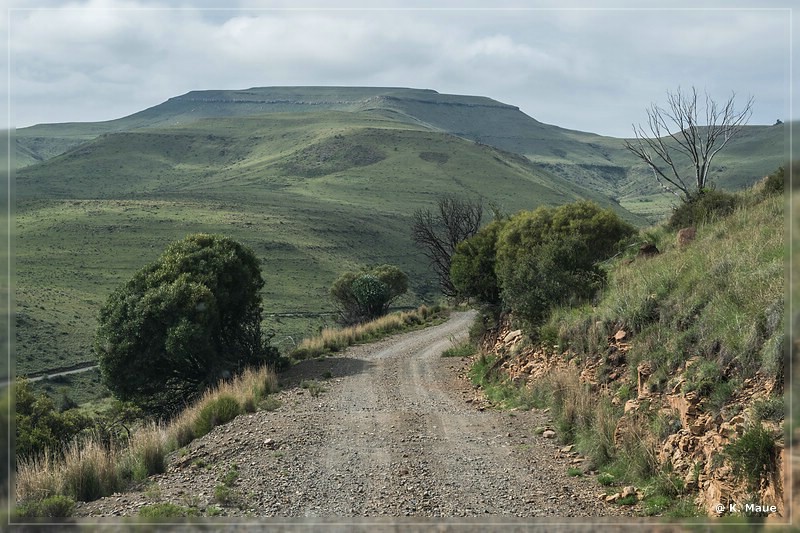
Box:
left=13, top=87, right=785, bottom=400
left=472, top=184, right=787, bottom=520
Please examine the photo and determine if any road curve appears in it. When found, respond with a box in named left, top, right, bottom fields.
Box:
left=75, top=311, right=633, bottom=522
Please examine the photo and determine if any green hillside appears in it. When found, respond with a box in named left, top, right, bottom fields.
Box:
left=13, top=86, right=786, bottom=393
left=17, top=86, right=786, bottom=219
left=16, top=108, right=636, bottom=380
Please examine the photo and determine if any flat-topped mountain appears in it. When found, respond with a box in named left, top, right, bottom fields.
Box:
left=14, top=86, right=787, bottom=384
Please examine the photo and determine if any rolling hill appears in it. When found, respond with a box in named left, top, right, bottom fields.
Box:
left=13, top=87, right=787, bottom=388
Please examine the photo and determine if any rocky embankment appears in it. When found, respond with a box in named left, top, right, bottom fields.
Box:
left=487, top=320, right=787, bottom=520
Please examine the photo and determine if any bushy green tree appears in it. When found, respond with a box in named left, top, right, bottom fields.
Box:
left=495, top=201, right=636, bottom=331
left=95, top=234, right=280, bottom=417
left=330, top=264, right=408, bottom=324
left=14, top=378, right=92, bottom=459
left=450, top=219, right=506, bottom=306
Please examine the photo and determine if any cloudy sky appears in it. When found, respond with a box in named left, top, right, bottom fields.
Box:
left=2, top=0, right=796, bottom=137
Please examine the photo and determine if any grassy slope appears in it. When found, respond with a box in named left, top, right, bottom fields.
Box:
left=16, top=109, right=633, bottom=377
left=13, top=86, right=785, bottom=384
left=17, top=87, right=788, bottom=223
left=550, top=187, right=785, bottom=388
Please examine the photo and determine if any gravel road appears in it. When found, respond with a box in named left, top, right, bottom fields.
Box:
left=74, top=311, right=638, bottom=524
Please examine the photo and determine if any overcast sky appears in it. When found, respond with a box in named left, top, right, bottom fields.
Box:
left=2, top=0, right=796, bottom=137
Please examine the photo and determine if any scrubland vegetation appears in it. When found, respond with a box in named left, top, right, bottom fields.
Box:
left=8, top=87, right=791, bottom=520
left=459, top=167, right=788, bottom=517
left=13, top=365, right=278, bottom=515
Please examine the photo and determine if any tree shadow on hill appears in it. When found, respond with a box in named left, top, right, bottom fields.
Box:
left=277, top=356, right=374, bottom=389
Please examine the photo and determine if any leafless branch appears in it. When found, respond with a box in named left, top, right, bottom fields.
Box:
left=411, top=195, right=483, bottom=297
left=625, top=86, right=753, bottom=201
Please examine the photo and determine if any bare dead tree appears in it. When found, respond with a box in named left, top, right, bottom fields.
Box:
left=625, top=87, right=754, bottom=200
left=411, top=195, right=483, bottom=297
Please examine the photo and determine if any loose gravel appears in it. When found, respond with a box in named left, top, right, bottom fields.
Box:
left=74, top=311, right=638, bottom=522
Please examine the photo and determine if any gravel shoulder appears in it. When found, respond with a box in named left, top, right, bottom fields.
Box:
left=74, top=311, right=635, bottom=520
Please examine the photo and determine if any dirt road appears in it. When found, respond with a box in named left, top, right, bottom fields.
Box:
left=75, top=311, right=634, bottom=521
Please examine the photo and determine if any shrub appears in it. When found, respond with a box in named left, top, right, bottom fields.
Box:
left=351, top=274, right=391, bottom=320
left=95, top=233, right=282, bottom=417
left=330, top=264, right=409, bottom=324
left=761, top=166, right=785, bottom=196
left=668, top=188, right=738, bottom=229
left=725, top=423, right=779, bottom=491
left=495, top=201, right=635, bottom=332
left=14, top=378, right=92, bottom=460
left=450, top=219, right=506, bottom=305
left=193, top=395, right=241, bottom=439
left=15, top=495, right=75, bottom=518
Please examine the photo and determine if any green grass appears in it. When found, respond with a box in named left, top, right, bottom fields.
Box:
left=31, top=368, right=111, bottom=407
left=441, top=338, right=476, bottom=358
left=299, top=379, right=326, bottom=398
left=192, top=395, right=241, bottom=439
left=467, top=354, right=542, bottom=410
left=725, top=423, right=780, bottom=491
left=13, top=87, right=784, bottom=408
left=14, top=495, right=75, bottom=518
left=548, top=190, right=785, bottom=388
left=16, top=107, right=624, bottom=387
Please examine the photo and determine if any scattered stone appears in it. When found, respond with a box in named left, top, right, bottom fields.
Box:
left=542, top=430, right=556, bottom=439
left=503, top=330, right=523, bottom=344
left=677, top=226, right=697, bottom=246
left=637, top=242, right=660, bottom=257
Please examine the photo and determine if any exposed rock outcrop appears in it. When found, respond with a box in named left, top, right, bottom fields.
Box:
left=481, top=315, right=786, bottom=519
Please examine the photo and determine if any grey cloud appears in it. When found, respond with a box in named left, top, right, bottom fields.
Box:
left=4, top=1, right=795, bottom=136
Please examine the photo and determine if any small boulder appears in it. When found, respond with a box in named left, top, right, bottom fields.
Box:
left=542, top=429, right=557, bottom=439
left=637, top=242, right=660, bottom=257
left=677, top=226, right=697, bottom=247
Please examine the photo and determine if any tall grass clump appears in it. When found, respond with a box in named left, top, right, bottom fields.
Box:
left=290, top=304, right=445, bottom=359
left=529, top=369, right=621, bottom=466
left=725, top=422, right=780, bottom=491
left=192, top=396, right=241, bottom=439
left=121, top=423, right=168, bottom=482
left=15, top=452, right=64, bottom=504
left=60, top=439, right=122, bottom=502
left=166, top=364, right=278, bottom=448
left=16, top=365, right=279, bottom=509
